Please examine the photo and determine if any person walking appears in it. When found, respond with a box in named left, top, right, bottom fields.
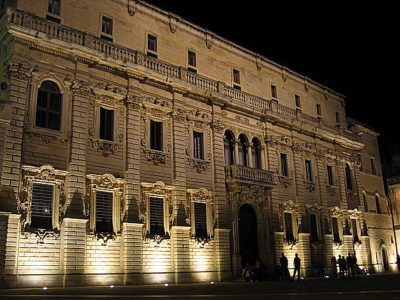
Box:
left=330, top=256, right=337, bottom=279
left=280, top=253, right=289, bottom=280
left=292, top=253, right=301, bottom=282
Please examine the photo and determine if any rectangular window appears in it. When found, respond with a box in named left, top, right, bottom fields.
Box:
left=285, top=212, right=294, bottom=242
left=193, top=131, right=204, bottom=160
left=188, top=50, right=197, bottom=73
left=310, top=214, right=319, bottom=241
left=295, top=95, right=301, bottom=108
left=335, top=112, right=340, bottom=124
left=101, top=16, right=113, bottom=41
left=95, top=191, right=113, bottom=233
left=316, top=104, right=321, bottom=116
left=305, top=160, right=312, bottom=181
left=36, top=88, right=62, bottom=131
left=99, top=107, right=114, bottom=141
left=370, top=157, right=376, bottom=175
left=332, top=217, right=340, bottom=243
left=150, top=120, right=163, bottom=151
left=280, top=153, right=288, bottom=177
left=147, top=34, right=158, bottom=58
left=327, top=165, right=333, bottom=185
left=271, top=85, right=277, bottom=99
left=149, top=197, right=164, bottom=236
left=48, top=0, right=60, bottom=16
left=233, top=69, right=241, bottom=90
left=194, top=202, right=207, bottom=238
left=351, top=219, right=359, bottom=242
left=31, top=183, right=53, bottom=230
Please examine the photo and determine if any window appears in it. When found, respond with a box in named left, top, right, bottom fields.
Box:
left=150, top=120, right=163, bottom=151
left=335, top=112, right=340, bottom=124
left=36, top=81, right=62, bottom=131
left=271, top=85, right=277, bottom=99
left=47, top=0, right=61, bottom=22
left=238, top=134, right=248, bottom=166
left=305, top=160, right=312, bottom=182
left=101, top=16, right=113, bottom=41
left=149, top=197, right=165, bottom=236
left=95, top=191, right=113, bottom=233
left=370, top=158, right=376, bottom=175
left=233, top=69, right=241, bottom=90
left=327, top=165, right=333, bottom=186
left=345, top=163, right=353, bottom=190
left=375, top=195, right=381, bottom=213
left=251, top=138, right=262, bottom=169
left=147, top=34, right=158, bottom=58
left=194, top=202, right=207, bottom=238
left=188, top=50, right=197, bottom=73
left=295, top=95, right=301, bottom=108
left=316, top=104, right=321, bottom=117
left=351, top=218, right=360, bottom=242
left=332, top=217, right=340, bottom=243
left=363, top=193, right=368, bottom=212
left=285, top=212, right=294, bottom=242
left=310, top=214, right=319, bottom=241
left=224, top=131, right=235, bottom=165
left=99, top=107, right=114, bottom=141
left=280, top=153, right=288, bottom=177
left=193, top=131, right=204, bottom=160
left=31, top=183, right=54, bottom=230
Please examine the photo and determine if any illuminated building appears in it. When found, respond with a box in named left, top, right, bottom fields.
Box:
left=0, top=0, right=395, bottom=288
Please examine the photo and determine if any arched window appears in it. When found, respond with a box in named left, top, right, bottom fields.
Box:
left=238, top=134, right=249, bottom=166
left=251, top=138, right=262, bottom=169
left=375, top=195, right=381, bottom=214
left=224, top=131, right=235, bottom=166
left=345, top=163, right=353, bottom=190
left=36, top=81, right=62, bottom=131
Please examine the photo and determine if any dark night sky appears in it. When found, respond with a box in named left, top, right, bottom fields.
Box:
left=143, top=1, right=396, bottom=156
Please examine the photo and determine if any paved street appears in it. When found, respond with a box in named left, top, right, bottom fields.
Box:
left=1, top=273, right=400, bottom=299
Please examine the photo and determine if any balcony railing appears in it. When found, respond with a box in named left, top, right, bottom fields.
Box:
left=225, top=165, right=275, bottom=186
left=5, top=9, right=359, bottom=143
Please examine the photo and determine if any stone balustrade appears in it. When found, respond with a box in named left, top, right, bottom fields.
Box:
left=6, top=9, right=359, bottom=142
left=225, top=165, right=275, bottom=186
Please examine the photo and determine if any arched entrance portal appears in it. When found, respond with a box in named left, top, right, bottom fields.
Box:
left=238, top=204, right=258, bottom=266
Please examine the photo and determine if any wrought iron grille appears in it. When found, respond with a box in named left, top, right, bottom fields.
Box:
left=194, top=202, right=207, bottom=238
left=149, top=197, right=164, bottom=235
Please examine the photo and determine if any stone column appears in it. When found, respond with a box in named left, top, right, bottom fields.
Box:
left=298, top=233, right=311, bottom=277
left=247, top=143, right=253, bottom=168
left=234, top=139, right=239, bottom=165
left=3, top=214, right=21, bottom=288
left=122, top=223, right=143, bottom=281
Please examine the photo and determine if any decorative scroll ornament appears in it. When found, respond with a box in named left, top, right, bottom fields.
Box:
left=23, top=229, right=60, bottom=244
left=188, top=158, right=210, bottom=173
left=143, top=149, right=167, bottom=165
left=90, top=231, right=117, bottom=246
left=9, top=62, right=34, bottom=80
left=168, top=13, right=178, bottom=33
left=304, top=180, right=316, bottom=192
left=278, top=175, right=292, bottom=188
left=205, top=31, right=213, bottom=49
left=127, top=0, right=137, bottom=16
left=210, top=119, right=225, bottom=133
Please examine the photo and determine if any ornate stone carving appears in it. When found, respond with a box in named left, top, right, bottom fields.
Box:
left=9, top=62, right=34, bottom=80
left=211, top=119, right=225, bottom=133
left=143, top=149, right=167, bottom=165
left=127, top=0, right=137, bottom=16
left=188, top=158, right=210, bottom=173
left=70, top=79, right=90, bottom=96
left=168, top=13, right=178, bottom=33
left=187, top=188, right=215, bottom=238
left=304, top=180, right=316, bottom=192
left=140, top=181, right=175, bottom=236
left=18, top=165, right=68, bottom=230
left=326, top=185, right=336, bottom=196
left=278, top=175, right=292, bottom=188
left=23, top=229, right=60, bottom=244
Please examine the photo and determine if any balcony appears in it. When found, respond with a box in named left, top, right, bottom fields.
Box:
left=225, top=165, right=275, bottom=187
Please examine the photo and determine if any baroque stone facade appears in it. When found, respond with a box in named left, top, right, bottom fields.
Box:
left=0, top=0, right=395, bottom=288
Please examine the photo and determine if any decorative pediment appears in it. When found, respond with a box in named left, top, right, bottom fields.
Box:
left=279, top=200, right=297, bottom=213
left=86, top=174, right=125, bottom=190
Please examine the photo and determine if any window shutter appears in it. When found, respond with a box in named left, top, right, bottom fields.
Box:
left=285, top=212, right=294, bottom=242
left=31, top=183, right=54, bottom=229
left=96, top=191, right=113, bottom=233
left=150, top=197, right=164, bottom=235
left=194, top=202, right=207, bottom=238
left=332, top=217, right=340, bottom=242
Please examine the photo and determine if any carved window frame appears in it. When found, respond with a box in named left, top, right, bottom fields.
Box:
left=279, top=200, right=298, bottom=244
left=89, top=90, right=124, bottom=156
left=187, top=48, right=198, bottom=74
left=146, top=31, right=158, bottom=58
left=46, top=0, right=62, bottom=23
left=306, top=204, right=323, bottom=243
left=186, top=188, right=215, bottom=240
left=187, top=118, right=211, bottom=173
left=329, top=207, right=344, bottom=244
left=86, top=174, right=125, bottom=234
left=349, top=209, right=362, bottom=244
left=28, top=75, right=71, bottom=138
left=141, top=104, right=171, bottom=165
left=100, top=13, right=113, bottom=42
left=140, top=182, right=175, bottom=239
left=19, top=165, right=68, bottom=232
